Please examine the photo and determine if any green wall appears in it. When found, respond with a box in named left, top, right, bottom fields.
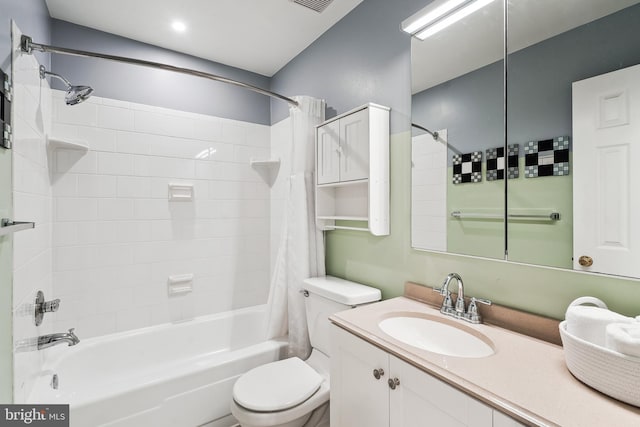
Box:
left=326, top=132, right=640, bottom=320
left=444, top=157, right=573, bottom=269
left=446, top=164, right=504, bottom=260
left=507, top=157, right=573, bottom=269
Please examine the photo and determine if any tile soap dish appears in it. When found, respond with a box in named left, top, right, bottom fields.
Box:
left=560, top=321, right=640, bottom=407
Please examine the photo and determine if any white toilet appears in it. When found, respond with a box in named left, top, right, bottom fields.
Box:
left=230, top=275, right=381, bottom=427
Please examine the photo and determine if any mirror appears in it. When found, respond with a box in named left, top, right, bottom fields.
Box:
left=410, top=0, right=640, bottom=278
left=410, top=0, right=505, bottom=259
left=506, top=0, right=640, bottom=275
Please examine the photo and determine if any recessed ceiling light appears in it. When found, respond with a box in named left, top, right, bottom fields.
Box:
left=171, top=21, right=187, bottom=33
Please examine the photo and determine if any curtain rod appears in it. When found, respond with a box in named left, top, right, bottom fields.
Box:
left=411, top=122, right=438, bottom=140
left=20, top=35, right=299, bottom=107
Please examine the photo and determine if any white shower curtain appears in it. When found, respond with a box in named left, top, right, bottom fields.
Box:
left=266, top=96, right=326, bottom=359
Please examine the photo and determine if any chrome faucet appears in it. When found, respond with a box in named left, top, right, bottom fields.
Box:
left=443, top=272, right=466, bottom=315
left=37, top=328, right=80, bottom=350
left=434, top=273, right=491, bottom=323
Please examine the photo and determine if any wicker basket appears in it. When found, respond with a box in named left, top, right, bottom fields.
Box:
left=559, top=321, right=640, bottom=407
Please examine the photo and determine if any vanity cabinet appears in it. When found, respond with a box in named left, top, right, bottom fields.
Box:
left=330, top=325, right=526, bottom=427
left=315, top=103, right=389, bottom=236
left=330, top=323, right=390, bottom=427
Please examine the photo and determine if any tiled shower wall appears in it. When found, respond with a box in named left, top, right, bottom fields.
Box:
left=11, top=24, right=54, bottom=403
left=411, top=132, right=447, bottom=251
left=49, top=91, right=272, bottom=339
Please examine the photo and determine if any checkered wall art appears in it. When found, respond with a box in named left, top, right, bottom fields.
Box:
left=486, top=144, right=519, bottom=181
left=524, top=136, right=570, bottom=178
left=452, top=151, right=482, bottom=184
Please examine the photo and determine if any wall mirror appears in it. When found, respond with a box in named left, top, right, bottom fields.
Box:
left=409, top=0, right=505, bottom=260
left=410, top=0, right=640, bottom=278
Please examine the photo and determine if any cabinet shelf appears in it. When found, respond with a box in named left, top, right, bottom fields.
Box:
left=317, top=215, right=369, bottom=221
left=323, top=225, right=370, bottom=232
left=317, top=179, right=368, bottom=189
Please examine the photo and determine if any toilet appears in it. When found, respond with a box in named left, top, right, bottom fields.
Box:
left=230, top=275, right=381, bottom=427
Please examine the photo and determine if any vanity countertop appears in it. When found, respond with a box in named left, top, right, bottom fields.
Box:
left=330, top=296, right=640, bottom=427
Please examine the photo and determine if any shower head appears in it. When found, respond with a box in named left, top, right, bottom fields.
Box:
left=39, top=65, right=94, bottom=105
left=65, top=85, right=93, bottom=106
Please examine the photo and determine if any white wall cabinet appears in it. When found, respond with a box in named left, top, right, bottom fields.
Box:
left=317, top=119, right=341, bottom=185
left=330, top=325, right=526, bottom=427
left=315, top=103, right=389, bottom=236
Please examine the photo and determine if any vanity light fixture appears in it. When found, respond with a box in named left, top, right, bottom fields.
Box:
left=402, top=0, right=496, bottom=40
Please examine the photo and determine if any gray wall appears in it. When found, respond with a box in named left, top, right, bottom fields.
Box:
left=0, top=0, right=51, bottom=71
left=507, top=3, right=640, bottom=143
left=412, top=61, right=503, bottom=160
left=270, top=0, right=429, bottom=131
left=51, top=20, right=272, bottom=125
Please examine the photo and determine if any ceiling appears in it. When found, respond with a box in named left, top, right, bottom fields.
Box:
left=411, top=0, right=640, bottom=94
left=45, top=0, right=363, bottom=77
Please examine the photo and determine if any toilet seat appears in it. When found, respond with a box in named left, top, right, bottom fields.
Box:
left=233, top=357, right=323, bottom=412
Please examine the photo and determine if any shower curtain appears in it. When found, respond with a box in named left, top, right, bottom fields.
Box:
left=266, top=96, right=326, bottom=359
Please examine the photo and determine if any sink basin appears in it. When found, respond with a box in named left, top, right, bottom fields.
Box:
left=378, top=315, right=494, bottom=358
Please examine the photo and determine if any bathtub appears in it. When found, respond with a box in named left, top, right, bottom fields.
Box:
left=28, top=305, right=287, bottom=427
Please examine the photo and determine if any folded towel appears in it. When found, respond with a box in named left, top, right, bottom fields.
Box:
left=565, top=297, right=635, bottom=347
left=606, top=323, right=640, bottom=358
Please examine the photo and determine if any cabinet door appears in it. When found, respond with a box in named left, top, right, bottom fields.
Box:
left=339, top=108, right=370, bottom=182
left=317, top=120, right=340, bottom=184
left=389, top=356, right=492, bottom=427
left=330, top=325, right=389, bottom=427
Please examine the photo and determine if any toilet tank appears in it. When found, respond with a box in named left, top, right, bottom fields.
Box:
left=303, top=276, right=381, bottom=357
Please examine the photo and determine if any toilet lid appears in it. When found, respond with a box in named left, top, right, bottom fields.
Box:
left=233, top=357, right=323, bottom=412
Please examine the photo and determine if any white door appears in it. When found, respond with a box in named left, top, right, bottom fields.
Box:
left=573, top=64, right=640, bottom=277
left=330, top=325, right=389, bottom=427
left=317, top=120, right=340, bottom=184
left=389, top=356, right=492, bottom=427
left=340, top=108, right=370, bottom=182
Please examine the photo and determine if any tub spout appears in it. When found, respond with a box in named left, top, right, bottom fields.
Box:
left=38, top=328, right=80, bottom=350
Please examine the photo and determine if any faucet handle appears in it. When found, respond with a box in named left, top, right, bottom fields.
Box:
left=466, top=297, right=492, bottom=323
left=471, top=297, right=492, bottom=306
left=34, top=290, right=61, bottom=326
left=42, top=299, right=60, bottom=313
left=433, top=286, right=455, bottom=314
left=440, top=291, right=454, bottom=314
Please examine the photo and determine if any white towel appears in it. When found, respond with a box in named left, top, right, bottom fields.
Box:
left=565, top=297, right=635, bottom=347
left=606, top=323, right=640, bottom=358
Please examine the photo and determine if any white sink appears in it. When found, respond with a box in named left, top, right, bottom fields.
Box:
left=378, top=315, right=495, bottom=358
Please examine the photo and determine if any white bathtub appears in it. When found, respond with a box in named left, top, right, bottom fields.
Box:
left=28, top=305, right=287, bottom=427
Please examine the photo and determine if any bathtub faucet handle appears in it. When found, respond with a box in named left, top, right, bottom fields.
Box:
left=41, top=298, right=60, bottom=313
left=34, top=290, right=61, bottom=326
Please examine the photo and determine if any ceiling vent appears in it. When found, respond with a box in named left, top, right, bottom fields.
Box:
left=292, top=0, right=334, bottom=13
